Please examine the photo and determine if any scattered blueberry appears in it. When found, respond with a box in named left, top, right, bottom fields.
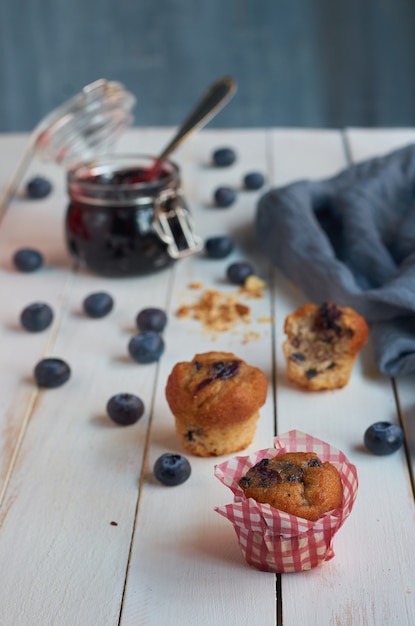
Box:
left=364, top=422, right=404, bottom=456
left=153, top=453, right=191, bottom=486
left=128, top=331, right=165, bottom=364
left=34, top=358, right=71, bottom=388
left=106, top=393, right=145, bottom=426
left=205, top=235, right=234, bottom=259
left=243, top=171, right=265, bottom=190
left=136, top=308, right=167, bottom=333
left=212, top=147, right=236, bottom=167
left=20, top=302, right=53, bottom=332
left=83, top=292, right=114, bottom=318
left=226, top=261, right=255, bottom=285
left=13, top=248, right=43, bottom=273
left=26, top=176, right=53, bottom=199
left=214, top=186, right=236, bottom=208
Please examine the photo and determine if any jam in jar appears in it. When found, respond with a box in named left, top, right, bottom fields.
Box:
left=65, top=155, right=202, bottom=277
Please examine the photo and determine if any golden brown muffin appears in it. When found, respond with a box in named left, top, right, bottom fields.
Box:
left=238, top=451, right=343, bottom=521
left=283, top=302, right=369, bottom=391
left=165, top=351, right=268, bottom=457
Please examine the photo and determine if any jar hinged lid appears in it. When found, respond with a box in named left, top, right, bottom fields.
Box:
left=34, top=79, right=136, bottom=166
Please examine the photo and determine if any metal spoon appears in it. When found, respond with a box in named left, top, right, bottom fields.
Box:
left=150, top=77, right=237, bottom=257
left=156, top=76, right=237, bottom=164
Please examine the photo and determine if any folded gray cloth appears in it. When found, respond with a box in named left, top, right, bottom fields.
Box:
left=256, top=143, right=415, bottom=377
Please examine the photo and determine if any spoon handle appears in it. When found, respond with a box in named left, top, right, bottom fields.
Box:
left=157, top=76, right=237, bottom=162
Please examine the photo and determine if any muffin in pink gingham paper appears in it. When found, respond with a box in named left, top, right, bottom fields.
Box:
left=214, top=430, right=358, bottom=573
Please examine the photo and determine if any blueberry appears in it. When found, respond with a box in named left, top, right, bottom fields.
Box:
left=128, top=331, right=165, bottom=364
left=205, top=235, right=234, bottom=259
left=364, top=422, right=404, bottom=455
left=210, top=360, right=240, bottom=380
left=243, top=172, right=265, bottom=190
left=34, top=358, right=71, bottom=388
left=194, top=360, right=241, bottom=394
left=316, top=302, right=342, bottom=333
left=153, top=453, right=191, bottom=486
left=239, top=476, right=251, bottom=487
left=307, top=458, right=322, bottom=467
left=20, top=302, right=53, bottom=332
left=136, top=308, right=167, bottom=333
left=212, top=147, right=236, bottom=167
left=26, top=176, right=52, bottom=199
left=106, top=393, right=145, bottom=426
left=83, top=292, right=114, bottom=318
left=226, top=261, right=255, bottom=285
left=13, top=248, right=43, bottom=273
left=214, top=186, right=236, bottom=208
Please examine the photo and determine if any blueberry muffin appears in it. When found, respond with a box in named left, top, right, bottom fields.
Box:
left=283, top=302, right=369, bottom=391
left=238, top=451, right=343, bottom=521
left=165, top=351, right=268, bottom=457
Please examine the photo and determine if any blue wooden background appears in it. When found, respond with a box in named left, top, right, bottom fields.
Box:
left=1, top=0, right=415, bottom=132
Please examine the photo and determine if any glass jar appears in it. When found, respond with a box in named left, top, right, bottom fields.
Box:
left=1, top=80, right=202, bottom=276
left=66, top=154, right=202, bottom=277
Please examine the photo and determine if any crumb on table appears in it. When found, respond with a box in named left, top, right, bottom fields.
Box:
left=239, top=275, right=267, bottom=299
left=176, top=288, right=251, bottom=332
left=242, top=331, right=261, bottom=344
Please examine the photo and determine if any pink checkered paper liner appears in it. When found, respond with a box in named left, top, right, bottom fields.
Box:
left=214, top=430, right=358, bottom=573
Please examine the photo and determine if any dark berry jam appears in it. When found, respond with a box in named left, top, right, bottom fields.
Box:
left=87, top=163, right=171, bottom=186
left=65, top=155, right=198, bottom=277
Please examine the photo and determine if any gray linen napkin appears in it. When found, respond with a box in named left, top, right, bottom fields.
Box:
left=256, top=143, right=415, bottom=377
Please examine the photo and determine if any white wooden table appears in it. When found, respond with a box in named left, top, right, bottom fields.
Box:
left=0, top=127, right=414, bottom=626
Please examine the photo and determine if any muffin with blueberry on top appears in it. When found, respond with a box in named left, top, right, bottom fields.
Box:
left=238, top=451, right=343, bottom=521
left=165, top=351, right=268, bottom=457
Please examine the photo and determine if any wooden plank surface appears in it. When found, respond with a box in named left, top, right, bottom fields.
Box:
left=346, top=127, right=415, bottom=505
left=0, top=129, right=178, bottom=625
left=119, top=128, right=277, bottom=625
left=271, top=128, right=415, bottom=626
left=0, top=128, right=413, bottom=626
